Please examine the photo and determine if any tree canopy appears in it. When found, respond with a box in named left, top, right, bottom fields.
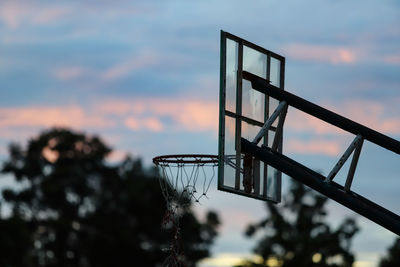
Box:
left=0, top=128, right=219, bottom=267
left=237, top=181, right=359, bottom=267
left=379, top=238, right=400, bottom=267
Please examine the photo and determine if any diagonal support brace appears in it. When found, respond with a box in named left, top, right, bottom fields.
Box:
left=325, top=134, right=364, bottom=183
left=271, top=104, right=288, bottom=151
left=253, top=100, right=288, bottom=145
left=345, top=137, right=364, bottom=191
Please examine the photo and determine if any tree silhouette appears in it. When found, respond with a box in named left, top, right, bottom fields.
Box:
left=379, top=238, right=400, bottom=267
left=1, top=128, right=219, bottom=267
left=237, top=181, right=359, bottom=267
left=0, top=211, right=33, bottom=267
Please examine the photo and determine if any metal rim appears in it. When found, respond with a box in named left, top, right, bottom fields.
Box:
left=153, top=154, right=218, bottom=165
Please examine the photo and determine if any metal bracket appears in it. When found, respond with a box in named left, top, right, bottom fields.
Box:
left=325, top=134, right=364, bottom=191
left=252, top=100, right=288, bottom=145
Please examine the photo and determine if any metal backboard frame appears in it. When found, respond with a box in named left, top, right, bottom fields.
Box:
left=218, top=31, right=285, bottom=203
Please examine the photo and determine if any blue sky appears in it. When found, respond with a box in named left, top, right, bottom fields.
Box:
left=0, top=1, right=399, bottom=266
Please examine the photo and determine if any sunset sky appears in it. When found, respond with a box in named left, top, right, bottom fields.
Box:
left=1, top=1, right=399, bottom=266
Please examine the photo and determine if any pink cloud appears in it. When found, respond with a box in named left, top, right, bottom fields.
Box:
left=286, top=109, right=346, bottom=135
left=125, top=117, right=164, bottom=132
left=153, top=100, right=218, bottom=132
left=0, top=106, right=112, bottom=129
left=283, top=43, right=357, bottom=64
left=97, top=98, right=218, bottom=133
left=0, top=98, right=218, bottom=140
left=326, top=100, right=400, bottom=135
left=286, top=100, right=400, bottom=136
left=53, top=67, right=90, bottom=80
left=0, top=2, right=29, bottom=29
left=98, top=100, right=145, bottom=115
left=285, top=139, right=341, bottom=157
left=384, top=54, right=400, bottom=65
left=283, top=99, right=400, bottom=156
left=0, top=2, right=70, bottom=29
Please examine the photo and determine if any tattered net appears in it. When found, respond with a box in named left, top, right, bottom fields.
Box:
left=153, top=154, right=218, bottom=267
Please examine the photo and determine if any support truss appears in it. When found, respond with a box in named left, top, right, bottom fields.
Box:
left=242, top=70, right=400, bottom=236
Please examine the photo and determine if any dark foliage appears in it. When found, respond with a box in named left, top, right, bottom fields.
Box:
left=0, top=128, right=219, bottom=267
left=379, top=238, right=400, bottom=267
left=0, top=212, right=33, bottom=267
left=237, top=181, right=359, bottom=267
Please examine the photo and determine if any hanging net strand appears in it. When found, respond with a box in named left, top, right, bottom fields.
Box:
left=153, top=154, right=218, bottom=267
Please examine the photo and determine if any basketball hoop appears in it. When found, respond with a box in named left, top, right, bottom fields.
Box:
left=153, top=154, right=218, bottom=267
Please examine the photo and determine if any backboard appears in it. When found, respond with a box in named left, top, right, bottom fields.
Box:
left=218, top=31, right=285, bottom=203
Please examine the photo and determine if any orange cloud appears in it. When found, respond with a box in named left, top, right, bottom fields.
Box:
left=284, top=43, right=357, bottom=64
left=152, top=99, right=218, bottom=132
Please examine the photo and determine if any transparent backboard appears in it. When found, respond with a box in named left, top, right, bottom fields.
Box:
left=218, top=31, right=285, bottom=203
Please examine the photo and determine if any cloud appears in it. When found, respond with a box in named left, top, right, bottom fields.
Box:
left=0, top=106, right=112, bottom=129
left=93, top=97, right=399, bottom=156
left=283, top=43, right=357, bottom=64
left=286, top=109, right=345, bottom=136
left=52, top=50, right=170, bottom=84
left=1, top=97, right=397, bottom=159
left=0, top=2, right=29, bottom=29
left=384, top=54, right=400, bottom=65
left=285, top=139, right=341, bottom=157
left=0, top=1, right=71, bottom=29
left=97, top=98, right=218, bottom=133
left=53, top=67, right=90, bottom=80
left=0, top=97, right=218, bottom=141
left=125, top=117, right=164, bottom=132
left=286, top=100, right=400, bottom=136
left=326, top=100, right=400, bottom=135
left=283, top=99, right=400, bottom=156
